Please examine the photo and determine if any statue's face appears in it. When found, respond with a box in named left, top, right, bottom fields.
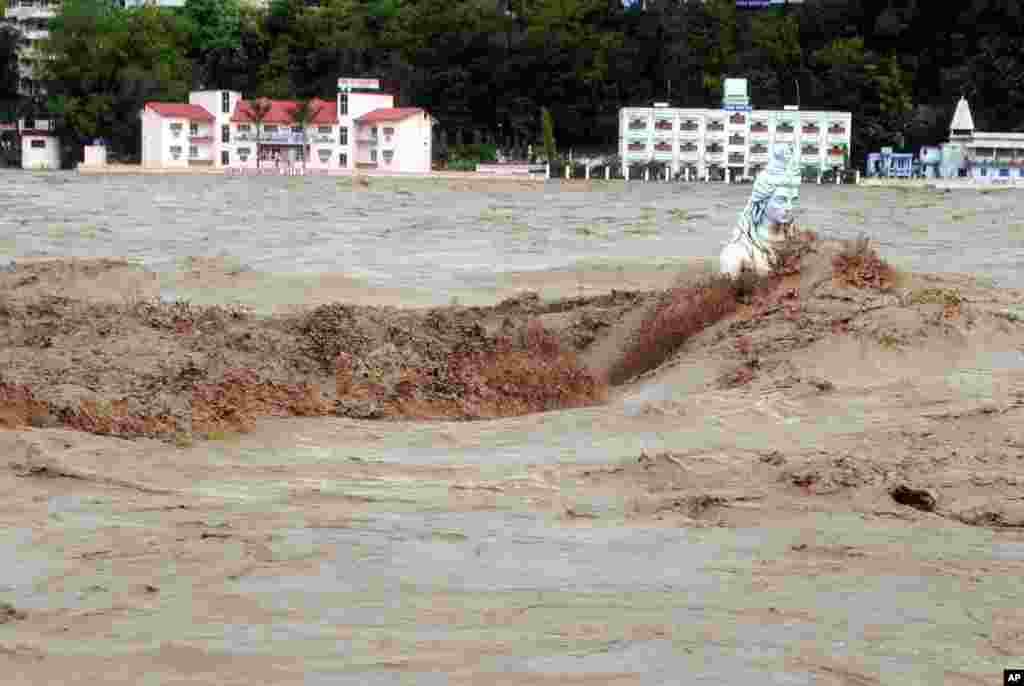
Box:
left=764, top=184, right=799, bottom=239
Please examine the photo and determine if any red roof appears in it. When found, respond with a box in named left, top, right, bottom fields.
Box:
left=145, top=102, right=215, bottom=122
left=355, top=107, right=424, bottom=124
left=231, top=98, right=337, bottom=125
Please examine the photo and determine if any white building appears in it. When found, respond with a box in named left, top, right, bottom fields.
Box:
left=140, top=78, right=436, bottom=172
left=619, top=80, right=852, bottom=181
left=3, top=0, right=57, bottom=96
left=0, top=117, right=60, bottom=169
left=945, top=96, right=1024, bottom=182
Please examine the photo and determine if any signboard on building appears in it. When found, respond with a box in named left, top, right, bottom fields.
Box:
left=723, top=104, right=753, bottom=112
left=337, top=78, right=381, bottom=92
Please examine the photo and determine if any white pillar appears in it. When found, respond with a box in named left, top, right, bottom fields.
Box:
left=817, top=172, right=822, bottom=184
left=606, top=166, right=611, bottom=181
left=565, top=164, right=570, bottom=179
left=545, top=163, right=550, bottom=180
left=835, top=170, right=840, bottom=185
left=855, top=170, right=860, bottom=185
left=585, top=165, right=590, bottom=180
left=643, top=168, right=649, bottom=182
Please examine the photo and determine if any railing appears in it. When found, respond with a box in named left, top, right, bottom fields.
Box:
left=356, top=136, right=378, bottom=144
left=235, top=133, right=255, bottom=142
left=260, top=131, right=306, bottom=144
left=312, top=135, right=335, bottom=143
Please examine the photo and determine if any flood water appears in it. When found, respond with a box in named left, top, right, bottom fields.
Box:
left=3, top=171, right=1024, bottom=301
left=2, top=169, right=1023, bottom=684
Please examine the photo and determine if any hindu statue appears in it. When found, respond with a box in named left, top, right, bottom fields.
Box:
left=719, top=143, right=801, bottom=277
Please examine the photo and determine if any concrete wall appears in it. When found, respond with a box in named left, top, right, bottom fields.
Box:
left=190, top=90, right=242, bottom=167
left=82, top=145, right=107, bottom=166
left=391, top=112, right=433, bottom=173
left=21, top=134, right=59, bottom=169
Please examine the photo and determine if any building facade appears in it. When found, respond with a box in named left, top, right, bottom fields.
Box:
left=141, top=78, right=436, bottom=172
left=945, top=97, right=1024, bottom=181
left=619, top=105, right=852, bottom=181
left=3, top=0, right=57, bottom=96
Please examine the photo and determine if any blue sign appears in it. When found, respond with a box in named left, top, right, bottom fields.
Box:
left=723, top=104, right=752, bottom=112
left=737, top=0, right=792, bottom=7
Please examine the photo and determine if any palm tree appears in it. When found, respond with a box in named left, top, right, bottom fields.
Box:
left=286, top=98, right=322, bottom=170
left=247, top=98, right=273, bottom=169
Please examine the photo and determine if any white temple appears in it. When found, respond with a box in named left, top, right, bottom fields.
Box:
left=941, top=97, right=1024, bottom=181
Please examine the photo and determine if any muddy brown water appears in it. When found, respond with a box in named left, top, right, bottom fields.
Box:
left=2, top=171, right=1024, bottom=684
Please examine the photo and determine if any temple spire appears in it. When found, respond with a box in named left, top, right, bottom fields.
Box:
left=950, top=96, right=974, bottom=138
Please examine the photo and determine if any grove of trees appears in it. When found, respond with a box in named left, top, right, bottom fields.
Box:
left=1, top=0, right=1023, bottom=167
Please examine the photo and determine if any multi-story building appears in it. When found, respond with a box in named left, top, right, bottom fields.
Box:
left=3, top=0, right=58, bottom=96
left=618, top=79, right=852, bottom=181
left=141, top=77, right=436, bottom=172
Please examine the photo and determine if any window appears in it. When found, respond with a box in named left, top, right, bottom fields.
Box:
left=237, top=147, right=251, bottom=162
left=654, top=120, right=672, bottom=131
left=654, top=141, right=671, bottom=151
left=707, top=121, right=724, bottom=131
left=383, top=127, right=395, bottom=136
left=265, top=125, right=278, bottom=133
left=317, top=126, right=332, bottom=134
left=371, top=126, right=379, bottom=138
left=222, top=92, right=230, bottom=114
left=169, top=145, right=182, bottom=159
left=729, top=134, right=745, bottom=145
left=980, top=168, right=987, bottom=177
left=189, top=145, right=198, bottom=158
left=221, top=125, right=229, bottom=143
left=221, top=150, right=229, bottom=165
left=382, top=150, right=394, bottom=164
left=29, top=139, right=45, bottom=148
left=729, top=113, right=745, bottom=125
left=339, top=127, right=348, bottom=145
left=292, top=126, right=303, bottom=133
left=777, top=122, right=794, bottom=132
left=680, top=120, right=698, bottom=132
left=1000, top=168, right=1010, bottom=177
left=318, top=149, right=331, bottom=162
left=189, top=122, right=198, bottom=136
left=238, top=124, right=251, bottom=132
left=170, top=122, right=182, bottom=137
left=370, top=149, right=377, bottom=162
left=339, top=93, right=348, bottom=115
left=339, top=152, right=347, bottom=167
left=802, top=123, right=819, bottom=134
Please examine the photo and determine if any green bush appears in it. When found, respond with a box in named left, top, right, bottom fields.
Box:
left=446, top=143, right=498, bottom=170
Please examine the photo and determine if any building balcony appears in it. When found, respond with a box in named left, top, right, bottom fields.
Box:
left=311, top=135, right=335, bottom=144
left=774, top=132, right=795, bottom=142
left=356, top=136, right=379, bottom=145
left=260, top=131, right=306, bottom=144
left=679, top=149, right=700, bottom=160
left=6, top=6, right=56, bottom=19
left=234, top=132, right=257, bottom=142
left=748, top=153, right=768, bottom=163
left=188, top=135, right=212, bottom=144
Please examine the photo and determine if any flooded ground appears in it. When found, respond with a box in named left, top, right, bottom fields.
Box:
left=2, top=171, right=1024, bottom=685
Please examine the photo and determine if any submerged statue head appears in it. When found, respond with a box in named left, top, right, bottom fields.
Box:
left=720, top=144, right=802, bottom=276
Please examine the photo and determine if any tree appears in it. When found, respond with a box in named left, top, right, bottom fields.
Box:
left=183, top=0, right=242, bottom=88
left=41, top=0, right=192, bottom=160
left=286, top=97, right=321, bottom=169
left=540, top=106, right=555, bottom=163
left=245, top=96, right=273, bottom=168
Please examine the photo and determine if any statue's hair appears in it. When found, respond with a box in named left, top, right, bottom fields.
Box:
left=730, top=144, right=801, bottom=251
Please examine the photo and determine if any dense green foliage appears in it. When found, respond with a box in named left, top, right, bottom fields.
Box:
left=5, top=0, right=1023, bottom=164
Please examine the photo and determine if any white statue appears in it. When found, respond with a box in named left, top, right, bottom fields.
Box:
left=719, top=143, right=801, bottom=276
